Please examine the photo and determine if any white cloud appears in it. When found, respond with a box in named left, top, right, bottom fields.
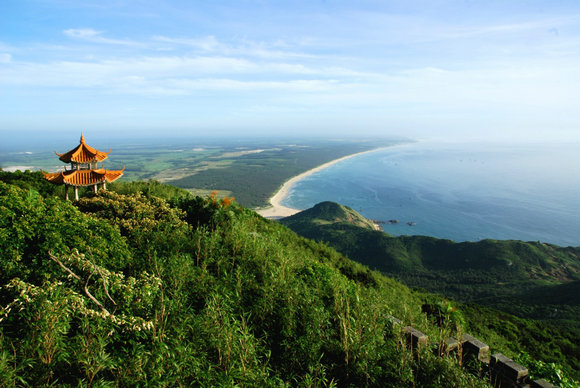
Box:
left=0, top=53, right=11, bottom=63
left=0, top=51, right=375, bottom=90
left=153, top=34, right=320, bottom=61
left=164, top=78, right=341, bottom=93
left=64, top=28, right=103, bottom=39
left=2, top=4, right=579, bottom=140
left=153, top=35, right=221, bottom=51
left=63, top=28, right=139, bottom=46
left=1, top=48, right=578, bottom=119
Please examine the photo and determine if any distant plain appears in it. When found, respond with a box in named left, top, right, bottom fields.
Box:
left=0, top=137, right=401, bottom=208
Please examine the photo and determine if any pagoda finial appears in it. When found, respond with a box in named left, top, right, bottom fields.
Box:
left=80, top=133, right=85, bottom=144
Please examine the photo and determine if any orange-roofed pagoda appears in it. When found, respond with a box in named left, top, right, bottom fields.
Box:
left=43, top=134, right=125, bottom=200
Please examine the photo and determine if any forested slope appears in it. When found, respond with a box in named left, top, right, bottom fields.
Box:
left=0, top=174, right=577, bottom=386
left=0, top=178, right=480, bottom=386
left=281, top=201, right=580, bottom=380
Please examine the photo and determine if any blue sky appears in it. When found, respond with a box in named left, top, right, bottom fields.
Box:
left=1, top=0, right=579, bottom=141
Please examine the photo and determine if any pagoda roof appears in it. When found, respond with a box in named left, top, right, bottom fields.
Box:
left=43, top=167, right=125, bottom=187
left=56, top=134, right=111, bottom=163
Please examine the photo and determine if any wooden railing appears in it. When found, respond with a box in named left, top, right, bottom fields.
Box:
left=386, top=315, right=556, bottom=387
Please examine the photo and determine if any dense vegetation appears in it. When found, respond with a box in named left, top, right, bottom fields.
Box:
left=1, top=176, right=492, bottom=387
left=1, top=174, right=577, bottom=386
left=167, top=142, right=388, bottom=208
left=281, top=201, right=580, bottom=380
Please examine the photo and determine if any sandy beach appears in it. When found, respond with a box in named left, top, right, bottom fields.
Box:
left=255, top=148, right=387, bottom=219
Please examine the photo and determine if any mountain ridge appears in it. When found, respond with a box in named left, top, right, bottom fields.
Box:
left=280, top=201, right=580, bottom=282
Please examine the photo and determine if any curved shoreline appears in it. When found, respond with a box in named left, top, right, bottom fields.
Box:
left=255, top=147, right=390, bottom=219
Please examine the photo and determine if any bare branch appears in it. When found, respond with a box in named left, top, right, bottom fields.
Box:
left=49, top=252, right=110, bottom=315
left=86, top=248, right=118, bottom=308
left=49, top=253, right=81, bottom=281
left=84, top=272, right=110, bottom=315
left=96, top=268, right=117, bottom=307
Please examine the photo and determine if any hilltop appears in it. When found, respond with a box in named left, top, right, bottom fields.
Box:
left=281, top=201, right=380, bottom=231
left=0, top=172, right=578, bottom=386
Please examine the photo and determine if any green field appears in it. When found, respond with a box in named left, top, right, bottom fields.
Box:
left=0, top=137, right=402, bottom=208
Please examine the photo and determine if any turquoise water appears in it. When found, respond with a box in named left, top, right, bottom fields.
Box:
left=283, top=141, right=580, bottom=247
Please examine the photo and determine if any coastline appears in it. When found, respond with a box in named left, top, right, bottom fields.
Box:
left=255, top=147, right=390, bottom=220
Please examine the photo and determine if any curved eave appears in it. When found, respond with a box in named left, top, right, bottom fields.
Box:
left=43, top=168, right=124, bottom=186
left=55, top=144, right=111, bottom=164
left=95, top=166, right=125, bottom=183
left=43, top=171, right=65, bottom=184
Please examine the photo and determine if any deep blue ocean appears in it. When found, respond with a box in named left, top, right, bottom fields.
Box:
left=283, top=141, right=580, bottom=247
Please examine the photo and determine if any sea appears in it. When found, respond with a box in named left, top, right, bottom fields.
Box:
left=282, top=140, right=580, bottom=247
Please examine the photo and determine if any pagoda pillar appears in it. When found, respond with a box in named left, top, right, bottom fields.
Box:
left=65, top=185, right=69, bottom=201
left=93, top=184, right=98, bottom=194
left=103, top=181, right=107, bottom=191
left=74, top=186, right=79, bottom=201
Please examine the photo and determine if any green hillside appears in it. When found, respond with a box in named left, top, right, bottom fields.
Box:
left=0, top=175, right=577, bottom=386
left=281, top=201, right=580, bottom=379
left=281, top=202, right=580, bottom=301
